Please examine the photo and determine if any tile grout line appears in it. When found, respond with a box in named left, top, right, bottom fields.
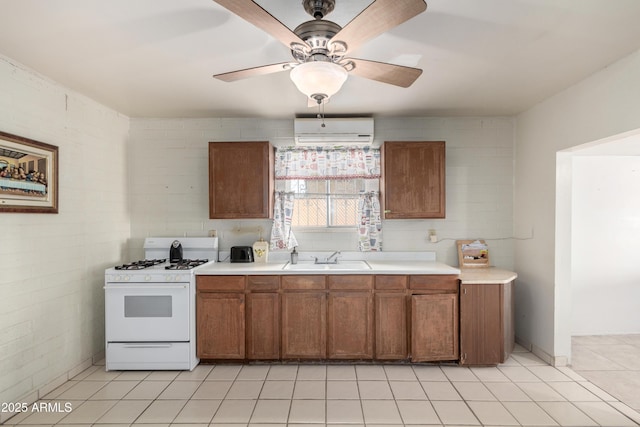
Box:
left=8, top=349, right=640, bottom=427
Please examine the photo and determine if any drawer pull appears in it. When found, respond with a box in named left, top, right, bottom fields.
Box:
left=123, top=344, right=172, bottom=348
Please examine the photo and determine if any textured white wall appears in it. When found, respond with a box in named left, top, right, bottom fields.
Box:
left=515, top=48, right=640, bottom=364
left=571, top=155, right=640, bottom=335
left=128, top=117, right=515, bottom=269
left=0, top=55, right=130, bottom=413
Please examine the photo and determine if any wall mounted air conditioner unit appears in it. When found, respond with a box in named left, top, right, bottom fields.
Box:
left=294, top=118, right=374, bottom=145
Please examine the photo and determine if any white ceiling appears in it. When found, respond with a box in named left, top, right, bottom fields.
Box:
left=1, top=0, right=640, bottom=119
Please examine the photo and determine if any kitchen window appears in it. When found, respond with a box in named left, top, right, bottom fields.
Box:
left=271, top=146, right=382, bottom=251
left=277, top=178, right=379, bottom=228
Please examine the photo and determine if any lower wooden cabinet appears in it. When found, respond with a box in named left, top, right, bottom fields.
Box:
left=193, top=273, right=518, bottom=365
left=196, top=292, right=245, bottom=359
left=328, top=292, right=373, bottom=359
left=410, top=293, right=458, bottom=362
left=375, top=292, right=407, bottom=359
left=281, top=292, right=327, bottom=359
left=459, top=281, right=515, bottom=365
left=246, top=292, right=280, bottom=359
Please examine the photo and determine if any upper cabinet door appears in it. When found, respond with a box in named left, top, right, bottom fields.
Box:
left=208, top=141, right=274, bottom=219
left=382, top=141, right=445, bottom=219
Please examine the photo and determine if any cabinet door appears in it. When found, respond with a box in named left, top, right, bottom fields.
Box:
left=246, top=292, right=280, bottom=360
left=375, top=292, right=407, bottom=359
left=281, top=292, right=326, bottom=359
left=209, top=141, right=274, bottom=219
left=411, top=293, right=458, bottom=362
left=196, top=292, right=245, bottom=359
left=328, top=292, right=373, bottom=359
left=383, top=141, right=445, bottom=219
left=459, top=284, right=503, bottom=365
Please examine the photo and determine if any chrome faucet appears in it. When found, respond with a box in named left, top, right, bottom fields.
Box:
left=315, top=250, right=341, bottom=264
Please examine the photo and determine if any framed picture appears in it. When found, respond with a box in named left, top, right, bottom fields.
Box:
left=0, top=131, right=59, bottom=213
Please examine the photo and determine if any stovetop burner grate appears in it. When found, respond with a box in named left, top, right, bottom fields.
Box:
left=165, top=259, right=209, bottom=270
left=114, top=259, right=167, bottom=270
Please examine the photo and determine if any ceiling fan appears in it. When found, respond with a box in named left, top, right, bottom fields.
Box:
left=212, top=0, right=427, bottom=106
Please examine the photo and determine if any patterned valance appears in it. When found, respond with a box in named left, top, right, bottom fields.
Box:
left=275, top=147, right=381, bottom=180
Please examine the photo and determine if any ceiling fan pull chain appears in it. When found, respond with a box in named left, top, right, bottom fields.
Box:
left=314, top=94, right=326, bottom=127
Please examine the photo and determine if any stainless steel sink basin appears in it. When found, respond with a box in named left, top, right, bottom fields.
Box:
left=283, top=260, right=371, bottom=271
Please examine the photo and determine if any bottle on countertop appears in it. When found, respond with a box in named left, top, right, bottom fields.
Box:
left=290, top=247, right=298, bottom=264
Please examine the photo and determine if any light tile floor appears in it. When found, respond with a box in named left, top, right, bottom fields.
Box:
left=3, top=343, right=640, bottom=427
left=571, top=334, right=640, bottom=413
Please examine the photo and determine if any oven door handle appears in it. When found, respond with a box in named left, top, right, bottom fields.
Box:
left=103, top=284, right=188, bottom=290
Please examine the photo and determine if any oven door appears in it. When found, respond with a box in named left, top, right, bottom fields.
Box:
left=105, top=282, right=190, bottom=342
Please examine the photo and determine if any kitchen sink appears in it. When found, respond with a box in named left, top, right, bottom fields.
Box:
left=283, top=260, right=371, bottom=271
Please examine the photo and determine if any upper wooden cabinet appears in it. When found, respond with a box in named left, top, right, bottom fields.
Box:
left=208, top=141, right=274, bottom=219
left=382, top=141, right=445, bottom=219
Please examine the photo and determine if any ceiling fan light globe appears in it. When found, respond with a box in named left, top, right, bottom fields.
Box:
left=290, top=61, right=348, bottom=99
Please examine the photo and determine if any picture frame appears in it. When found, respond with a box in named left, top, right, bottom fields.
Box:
left=0, top=130, right=59, bottom=213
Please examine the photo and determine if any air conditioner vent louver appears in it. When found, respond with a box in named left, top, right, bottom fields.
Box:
left=294, top=118, right=374, bottom=145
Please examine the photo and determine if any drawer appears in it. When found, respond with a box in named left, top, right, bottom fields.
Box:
left=247, top=275, right=280, bottom=291
left=197, top=275, right=245, bottom=292
left=106, top=342, right=191, bottom=371
left=282, top=275, right=326, bottom=290
left=409, top=275, right=459, bottom=292
left=375, top=275, right=407, bottom=290
left=328, top=275, right=373, bottom=290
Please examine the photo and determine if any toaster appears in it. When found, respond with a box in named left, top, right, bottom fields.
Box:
left=230, top=246, right=254, bottom=263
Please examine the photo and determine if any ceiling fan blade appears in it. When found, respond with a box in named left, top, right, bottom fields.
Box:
left=213, top=0, right=309, bottom=50
left=214, top=62, right=293, bottom=82
left=347, top=58, right=422, bottom=88
left=330, top=0, right=427, bottom=54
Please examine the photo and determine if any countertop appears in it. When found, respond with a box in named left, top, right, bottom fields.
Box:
left=195, top=251, right=516, bottom=282
left=459, top=267, right=518, bottom=284
left=195, top=260, right=461, bottom=276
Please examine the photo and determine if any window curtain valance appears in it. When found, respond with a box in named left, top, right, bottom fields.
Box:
left=275, top=146, right=381, bottom=180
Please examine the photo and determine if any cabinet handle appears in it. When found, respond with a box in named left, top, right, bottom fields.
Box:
left=384, top=210, right=391, bottom=214
left=463, top=288, right=467, bottom=294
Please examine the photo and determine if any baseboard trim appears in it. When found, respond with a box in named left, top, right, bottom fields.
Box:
left=515, top=336, right=568, bottom=367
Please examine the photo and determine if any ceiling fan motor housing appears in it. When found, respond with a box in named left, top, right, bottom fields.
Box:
left=303, top=0, right=335, bottom=19
left=293, top=19, right=344, bottom=63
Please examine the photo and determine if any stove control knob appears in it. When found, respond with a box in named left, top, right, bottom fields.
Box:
left=124, top=275, right=130, bottom=281
left=117, top=275, right=123, bottom=281
left=165, top=275, right=172, bottom=282
left=145, top=275, right=151, bottom=281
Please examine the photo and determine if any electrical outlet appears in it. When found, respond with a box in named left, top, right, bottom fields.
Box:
left=208, top=229, right=217, bottom=237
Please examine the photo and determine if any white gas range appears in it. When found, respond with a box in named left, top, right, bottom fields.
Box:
left=104, top=237, right=218, bottom=371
